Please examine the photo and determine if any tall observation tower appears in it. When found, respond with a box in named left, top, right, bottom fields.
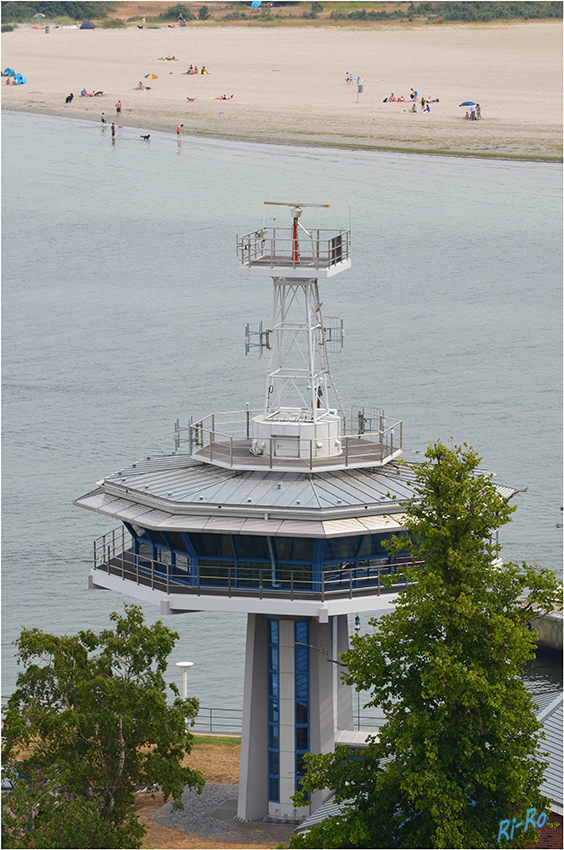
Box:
left=75, top=205, right=515, bottom=822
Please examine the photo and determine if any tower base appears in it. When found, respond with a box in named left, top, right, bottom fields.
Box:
left=237, top=612, right=353, bottom=822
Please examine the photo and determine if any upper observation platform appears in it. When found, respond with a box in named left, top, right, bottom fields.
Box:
left=237, top=226, right=351, bottom=279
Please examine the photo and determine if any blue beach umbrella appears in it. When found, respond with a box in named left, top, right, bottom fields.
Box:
left=459, top=101, right=476, bottom=107
left=251, top=1, right=262, bottom=8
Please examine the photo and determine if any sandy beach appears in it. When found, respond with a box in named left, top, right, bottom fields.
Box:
left=2, top=19, right=562, bottom=160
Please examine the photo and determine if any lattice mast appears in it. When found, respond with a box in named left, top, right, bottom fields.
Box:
left=240, top=202, right=350, bottom=461
left=263, top=202, right=345, bottom=421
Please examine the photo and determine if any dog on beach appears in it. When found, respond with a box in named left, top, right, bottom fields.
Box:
left=65, top=93, right=74, bottom=103
left=186, top=97, right=196, bottom=102
left=140, top=134, right=151, bottom=140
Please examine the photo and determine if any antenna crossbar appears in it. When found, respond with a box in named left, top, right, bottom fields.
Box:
left=263, top=202, right=331, bottom=208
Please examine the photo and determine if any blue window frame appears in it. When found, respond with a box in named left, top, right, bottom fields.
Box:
left=267, top=619, right=280, bottom=803
left=295, top=620, right=309, bottom=796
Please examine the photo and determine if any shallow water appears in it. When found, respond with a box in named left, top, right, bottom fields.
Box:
left=2, top=111, right=562, bottom=709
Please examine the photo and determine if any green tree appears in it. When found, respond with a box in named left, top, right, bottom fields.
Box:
left=158, top=3, right=195, bottom=21
left=198, top=5, right=211, bottom=20
left=291, top=442, right=561, bottom=849
left=0, top=2, right=117, bottom=21
left=1, top=765, right=140, bottom=849
left=2, top=604, right=204, bottom=849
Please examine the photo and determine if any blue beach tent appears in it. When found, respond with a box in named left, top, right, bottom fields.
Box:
left=14, top=74, right=26, bottom=85
left=3, top=68, right=15, bottom=76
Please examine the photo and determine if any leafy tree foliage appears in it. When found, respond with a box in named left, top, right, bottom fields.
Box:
left=198, top=5, right=211, bottom=20
left=2, top=605, right=204, bottom=849
left=2, top=765, right=141, bottom=849
left=326, top=2, right=561, bottom=22
left=291, top=442, right=562, bottom=849
left=1, top=2, right=117, bottom=21
left=157, top=3, right=195, bottom=21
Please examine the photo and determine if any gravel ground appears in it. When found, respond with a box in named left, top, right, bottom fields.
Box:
left=151, top=783, right=296, bottom=845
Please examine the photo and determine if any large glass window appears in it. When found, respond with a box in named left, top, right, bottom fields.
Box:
left=294, top=621, right=309, bottom=796
left=356, top=532, right=393, bottom=559
left=188, top=533, right=234, bottom=558
left=274, top=538, right=314, bottom=561
left=233, top=535, right=270, bottom=560
left=322, top=537, right=356, bottom=561
left=267, top=619, right=280, bottom=803
left=146, top=529, right=169, bottom=548
left=163, top=531, right=188, bottom=553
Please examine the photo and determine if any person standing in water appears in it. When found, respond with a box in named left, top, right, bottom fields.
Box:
left=101, top=112, right=106, bottom=124
left=111, top=122, right=116, bottom=138
left=176, top=123, right=184, bottom=137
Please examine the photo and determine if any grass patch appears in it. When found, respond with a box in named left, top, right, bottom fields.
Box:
left=99, top=18, right=126, bottom=28
left=193, top=735, right=241, bottom=747
left=2, top=23, right=16, bottom=32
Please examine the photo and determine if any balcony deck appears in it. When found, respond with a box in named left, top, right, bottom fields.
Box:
left=191, top=436, right=401, bottom=472
left=95, top=549, right=414, bottom=603
left=237, top=227, right=351, bottom=278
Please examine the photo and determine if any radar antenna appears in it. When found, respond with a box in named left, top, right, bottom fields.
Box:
left=264, top=202, right=330, bottom=262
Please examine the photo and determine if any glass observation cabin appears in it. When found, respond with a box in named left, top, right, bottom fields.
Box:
left=92, top=524, right=417, bottom=602
left=79, top=205, right=414, bottom=604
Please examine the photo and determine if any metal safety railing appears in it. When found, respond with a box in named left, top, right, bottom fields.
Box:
left=193, top=707, right=243, bottom=734
left=190, top=706, right=384, bottom=735
left=173, top=407, right=402, bottom=470
left=237, top=227, right=351, bottom=270
left=93, top=532, right=417, bottom=601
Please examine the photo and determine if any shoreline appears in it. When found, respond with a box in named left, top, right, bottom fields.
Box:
left=4, top=105, right=562, bottom=165
left=2, top=21, right=562, bottom=163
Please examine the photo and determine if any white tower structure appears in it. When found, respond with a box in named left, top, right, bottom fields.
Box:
left=75, top=204, right=517, bottom=824
left=245, top=203, right=346, bottom=463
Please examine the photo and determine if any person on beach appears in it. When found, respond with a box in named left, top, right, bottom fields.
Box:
left=476, top=103, right=481, bottom=119
left=409, top=103, right=417, bottom=113
left=176, top=124, right=184, bottom=136
left=111, top=122, right=115, bottom=137
left=101, top=112, right=106, bottom=124
left=201, top=66, right=208, bottom=74
left=116, top=100, right=122, bottom=117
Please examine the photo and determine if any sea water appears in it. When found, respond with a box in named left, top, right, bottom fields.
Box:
left=2, top=111, right=562, bottom=711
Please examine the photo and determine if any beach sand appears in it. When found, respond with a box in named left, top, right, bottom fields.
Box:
left=2, top=19, right=562, bottom=160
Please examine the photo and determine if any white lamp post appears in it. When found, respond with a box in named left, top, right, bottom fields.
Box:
left=176, top=661, right=194, bottom=699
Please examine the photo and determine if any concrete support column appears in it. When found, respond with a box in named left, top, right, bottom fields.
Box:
left=237, top=613, right=268, bottom=821
left=237, top=612, right=355, bottom=823
left=335, top=614, right=354, bottom=732
left=275, top=619, right=305, bottom=818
